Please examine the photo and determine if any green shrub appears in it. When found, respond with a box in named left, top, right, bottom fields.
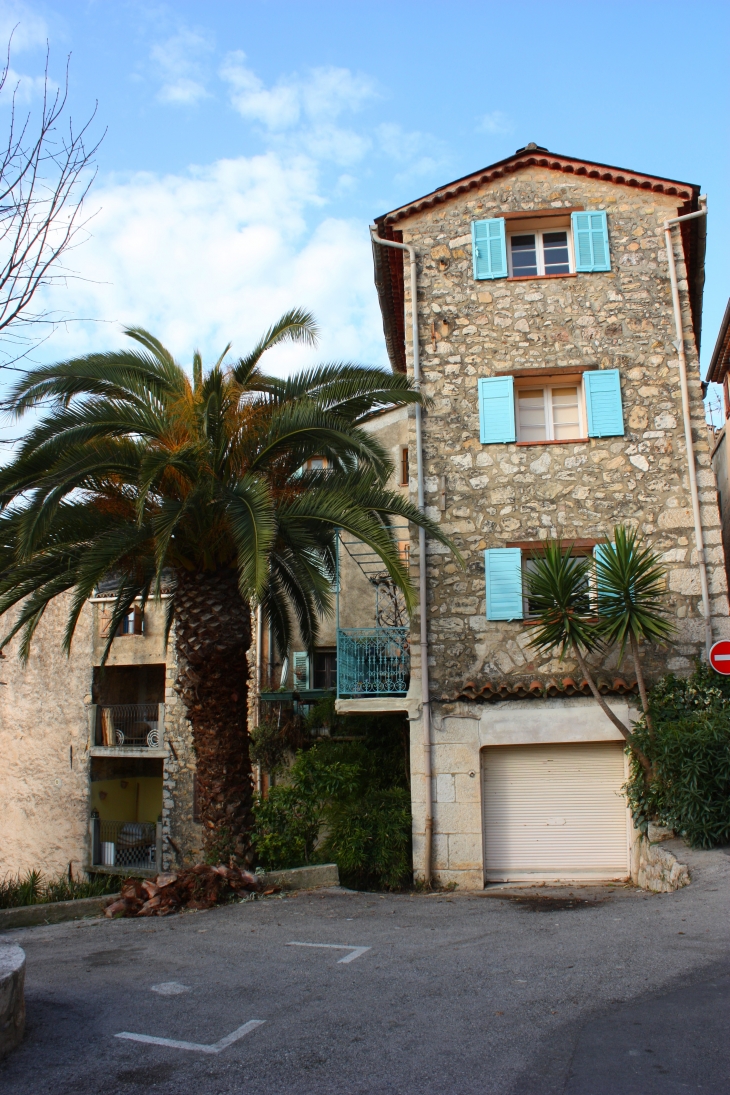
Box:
left=625, top=663, right=730, bottom=848
left=0, top=869, right=124, bottom=908
left=251, top=713, right=413, bottom=889
left=322, top=787, right=412, bottom=891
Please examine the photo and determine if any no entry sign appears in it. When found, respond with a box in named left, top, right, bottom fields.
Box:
left=709, top=640, right=730, bottom=675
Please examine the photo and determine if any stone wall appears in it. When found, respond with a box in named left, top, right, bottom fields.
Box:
left=393, top=167, right=727, bottom=700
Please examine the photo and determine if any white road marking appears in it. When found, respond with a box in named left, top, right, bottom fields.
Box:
left=115, top=1019, right=265, bottom=1054
left=286, top=942, right=371, bottom=964
left=713, top=654, right=730, bottom=660
left=150, top=982, right=190, bottom=995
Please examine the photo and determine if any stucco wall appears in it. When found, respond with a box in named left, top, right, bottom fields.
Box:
left=0, top=594, right=93, bottom=879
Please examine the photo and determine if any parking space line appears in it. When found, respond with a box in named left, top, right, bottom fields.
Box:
left=286, top=942, right=371, bottom=964
left=115, top=1019, right=265, bottom=1054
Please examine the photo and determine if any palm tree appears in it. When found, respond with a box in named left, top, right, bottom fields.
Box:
left=524, top=539, right=651, bottom=773
left=594, top=525, right=675, bottom=740
left=0, top=312, right=450, bottom=862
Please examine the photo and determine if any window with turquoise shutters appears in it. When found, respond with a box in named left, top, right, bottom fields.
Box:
left=571, top=211, right=611, bottom=272
left=485, top=548, right=523, bottom=621
left=584, top=369, right=624, bottom=437
left=472, top=218, right=507, bottom=280
left=478, top=375, right=516, bottom=444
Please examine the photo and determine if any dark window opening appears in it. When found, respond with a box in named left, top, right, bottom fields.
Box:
left=313, top=650, right=337, bottom=690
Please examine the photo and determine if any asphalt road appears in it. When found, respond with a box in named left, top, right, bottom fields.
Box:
left=1, top=841, right=729, bottom=1095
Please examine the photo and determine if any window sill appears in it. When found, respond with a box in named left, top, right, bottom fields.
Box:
left=515, top=437, right=589, bottom=447
left=507, top=272, right=578, bottom=282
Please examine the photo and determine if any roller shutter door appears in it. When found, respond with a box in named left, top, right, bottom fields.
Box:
left=481, top=742, right=629, bottom=882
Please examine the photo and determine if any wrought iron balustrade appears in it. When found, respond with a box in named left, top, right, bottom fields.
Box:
left=337, top=627, right=410, bottom=697
left=92, top=703, right=164, bottom=749
left=89, top=818, right=161, bottom=871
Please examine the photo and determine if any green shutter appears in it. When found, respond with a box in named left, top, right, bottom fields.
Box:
left=572, top=211, right=611, bottom=272
left=292, top=651, right=310, bottom=690
left=585, top=369, right=624, bottom=437
left=472, top=218, right=507, bottom=280
left=485, top=548, right=523, bottom=621
left=478, top=376, right=516, bottom=444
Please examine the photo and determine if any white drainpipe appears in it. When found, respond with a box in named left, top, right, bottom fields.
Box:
left=370, top=225, right=433, bottom=884
left=663, top=199, right=712, bottom=658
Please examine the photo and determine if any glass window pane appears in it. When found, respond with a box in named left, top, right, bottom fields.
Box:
left=510, top=234, right=538, bottom=277
left=542, top=231, right=570, bottom=274
left=551, top=387, right=581, bottom=440
left=518, top=388, right=546, bottom=441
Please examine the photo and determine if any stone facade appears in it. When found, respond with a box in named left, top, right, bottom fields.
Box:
left=366, top=157, right=729, bottom=887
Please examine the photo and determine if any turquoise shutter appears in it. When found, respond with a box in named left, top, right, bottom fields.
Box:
left=485, top=548, right=523, bottom=621
left=292, top=651, right=310, bottom=690
left=584, top=369, right=624, bottom=437
left=478, top=376, right=516, bottom=444
left=593, top=543, right=614, bottom=610
left=571, top=211, right=611, bottom=272
left=472, top=218, right=507, bottom=280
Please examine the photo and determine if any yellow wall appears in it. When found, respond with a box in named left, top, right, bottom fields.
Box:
left=90, top=777, right=162, bottom=822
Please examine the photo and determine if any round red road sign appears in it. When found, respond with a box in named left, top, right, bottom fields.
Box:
left=709, top=640, right=730, bottom=675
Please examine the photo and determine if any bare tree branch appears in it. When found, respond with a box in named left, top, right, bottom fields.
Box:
left=0, top=35, right=104, bottom=373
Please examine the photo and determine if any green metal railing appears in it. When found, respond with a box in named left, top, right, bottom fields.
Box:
left=337, top=627, right=410, bottom=697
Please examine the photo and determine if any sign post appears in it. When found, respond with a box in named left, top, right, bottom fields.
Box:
left=709, top=640, right=730, bottom=675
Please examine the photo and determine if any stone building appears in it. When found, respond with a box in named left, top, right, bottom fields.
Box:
left=0, top=593, right=201, bottom=880
left=326, top=144, right=728, bottom=888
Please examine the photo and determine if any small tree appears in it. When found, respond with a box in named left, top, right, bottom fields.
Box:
left=594, top=526, right=675, bottom=739
left=524, top=539, right=651, bottom=773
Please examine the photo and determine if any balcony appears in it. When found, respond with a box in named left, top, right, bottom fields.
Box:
left=89, top=818, right=162, bottom=875
left=337, top=627, right=410, bottom=698
left=89, top=703, right=166, bottom=756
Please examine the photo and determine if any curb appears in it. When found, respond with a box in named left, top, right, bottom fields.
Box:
left=0, top=895, right=119, bottom=932
left=261, top=863, right=339, bottom=891
left=0, top=864, right=340, bottom=932
left=0, top=945, right=25, bottom=1058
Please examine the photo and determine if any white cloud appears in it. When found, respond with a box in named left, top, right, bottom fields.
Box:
left=36, top=151, right=386, bottom=375
left=220, top=52, right=378, bottom=129
left=478, top=110, right=512, bottom=135
left=0, top=1, right=47, bottom=53
left=0, top=64, right=47, bottom=104
left=151, top=28, right=213, bottom=106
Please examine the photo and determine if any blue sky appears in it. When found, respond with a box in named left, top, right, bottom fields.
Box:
left=1, top=0, right=728, bottom=402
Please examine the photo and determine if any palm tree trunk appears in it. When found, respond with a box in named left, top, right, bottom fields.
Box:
left=174, top=568, right=254, bottom=864
left=572, top=643, right=652, bottom=775
left=629, top=631, right=654, bottom=741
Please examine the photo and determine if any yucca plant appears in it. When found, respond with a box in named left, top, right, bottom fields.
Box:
left=524, top=539, right=651, bottom=773
left=0, top=311, right=451, bottom=862
left=594, top=526, right=675, bottom=738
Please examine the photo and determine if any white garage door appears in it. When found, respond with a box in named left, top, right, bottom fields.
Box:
left=481, top=742, right=629, bottom=882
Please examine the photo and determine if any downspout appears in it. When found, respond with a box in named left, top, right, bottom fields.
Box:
left=663, top=199, right=712, bottom=659
left=370, top=225, right=433, bottom=885
left=254, top=605, right=263, bottom=794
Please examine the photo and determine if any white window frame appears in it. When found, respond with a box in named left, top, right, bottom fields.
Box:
left=507, top=227, right=575, bottom=278
left=515, top=380, right=587, bottom=443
